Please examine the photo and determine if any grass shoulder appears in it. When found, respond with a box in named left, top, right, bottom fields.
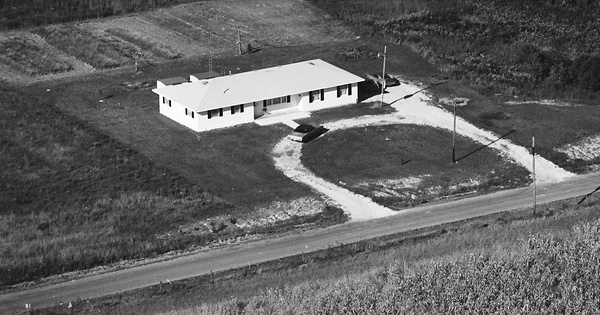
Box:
left=41, top=196, right=600, bottom=314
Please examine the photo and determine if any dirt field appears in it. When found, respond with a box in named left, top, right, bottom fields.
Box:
left=0, top=0, right=355, bottom=84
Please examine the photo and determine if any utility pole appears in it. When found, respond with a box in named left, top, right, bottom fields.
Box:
left=380, top=46, right=387, bottom=107
left=452, top=100, right=457, bottom=163
left=532, top=136, right=537, bottom=214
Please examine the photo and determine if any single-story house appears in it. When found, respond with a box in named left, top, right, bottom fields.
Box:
left=152, top=59, right=364, bottom=132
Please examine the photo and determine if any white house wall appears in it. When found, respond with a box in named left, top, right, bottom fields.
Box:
left=159, top=96, right=254, bottom=132
left=298, top=83, right=358, bottom=112
left=196, top=102, right=254, bottom=131
left=159, top=97, right=199, bottom=131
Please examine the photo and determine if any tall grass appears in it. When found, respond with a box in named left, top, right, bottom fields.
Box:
left=310, top=0, right=600, bottom=99
left=0, top=0, right=201, bottom=30
left=0, top=84, right=227, bottom=287
left=106, top=28, right=181, bottom=59
left=164, top=212, right=600, bottom=314
left=0, top=35, right=73, bottom=75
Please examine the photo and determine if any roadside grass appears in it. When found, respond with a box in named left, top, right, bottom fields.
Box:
left=42, top=197, right=600, bottom=314
left=302, top=124, right=530, bottom=209
left=106, top=28, right=182, bottom=59
left=0, top=35, right=73, bottom=75
left=33, top=25, right=136, bottom=69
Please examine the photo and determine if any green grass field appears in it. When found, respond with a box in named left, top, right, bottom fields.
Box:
left=302, top=124, right=530, bottom=209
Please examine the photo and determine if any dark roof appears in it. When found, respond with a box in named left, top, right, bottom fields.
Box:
left=158, top=77, right=189, bottom=86
left=294, top=124, right=316, bottom=133
left=191, top=71, right=221, bottom=80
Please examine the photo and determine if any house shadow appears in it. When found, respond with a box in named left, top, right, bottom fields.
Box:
left=358, top=81, right=387, bottom=103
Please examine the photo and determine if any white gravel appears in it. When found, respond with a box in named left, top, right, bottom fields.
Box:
left=272, top=81, right=575, bottom=221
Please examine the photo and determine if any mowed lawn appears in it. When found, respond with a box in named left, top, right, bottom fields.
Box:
left=302, top=124, right=531, bottom=209
left=38, top=39, right=436, bottom=208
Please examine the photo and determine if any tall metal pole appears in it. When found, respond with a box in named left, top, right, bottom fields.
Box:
left=452, top=100, right=457, bottom=163
left=532, top=136, right=536, bottom=214
left=208, top=31, right=213, bottom=78
left=380, top=46, right=387, bottom=107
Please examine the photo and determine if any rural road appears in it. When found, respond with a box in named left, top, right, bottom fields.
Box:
left=1, top=172, right=599, bottom=313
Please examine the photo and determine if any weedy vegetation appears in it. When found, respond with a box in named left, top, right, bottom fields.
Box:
left=310, top=0, right=600, bottom=99
left=33, top=25, right=136, bottom=69
left=306, top=0, right=600, bottom=172
left=106, top=28, right=182, bottom=59
left=0, top=35, right=73, bottom=75
left=0, top=0, right=199, bottom=30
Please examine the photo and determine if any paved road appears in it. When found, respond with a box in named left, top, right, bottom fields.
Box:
left=1, top=173, right=599, bottom=313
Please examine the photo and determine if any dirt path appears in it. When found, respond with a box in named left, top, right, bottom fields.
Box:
left=272, top=140, right=397, bottom=221
left=272, top=81, right=574, bottom=222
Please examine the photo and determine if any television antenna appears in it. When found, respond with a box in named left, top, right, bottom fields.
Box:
left=208, top=31, right=213, bottom=78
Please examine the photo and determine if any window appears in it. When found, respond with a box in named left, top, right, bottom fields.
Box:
left=310, top=90, right=323, bottom=103
left=208, top=108, right=220, bottom=119
left=168, top=100, right=172, bottom=107
left=264, top=97, right=290, bottom=106
left=348, top=83, right=352, bottom=96
left=162, top=97, right=165, bottom=104
left=185, top=108, right=194, bottom=118
left=231, top=105, right=245, bottom=115
left=337, top=85, right=348, bottom=97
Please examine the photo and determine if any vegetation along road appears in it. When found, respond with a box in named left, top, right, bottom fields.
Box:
left=1, top=170, right=599, bottom=313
